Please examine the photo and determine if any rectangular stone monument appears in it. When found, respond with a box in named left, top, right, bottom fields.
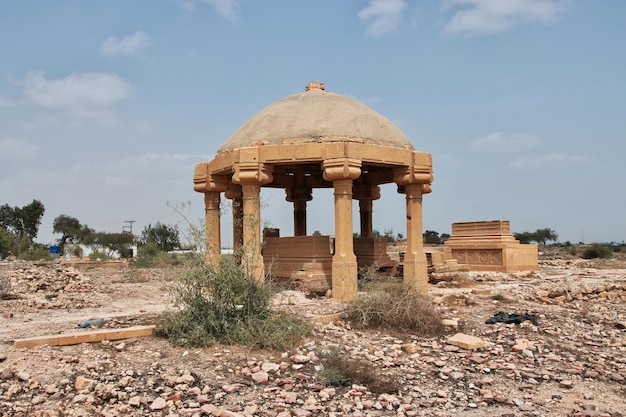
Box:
left=443, top=220, right=538, bottom=272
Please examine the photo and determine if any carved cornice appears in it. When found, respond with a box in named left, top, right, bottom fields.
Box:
left=193, top=163, right=229, bottom=193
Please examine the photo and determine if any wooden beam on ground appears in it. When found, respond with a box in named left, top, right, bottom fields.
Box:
left=14, top=325, right=156, bottom=349
left=310, top=312, right=346, bottom=323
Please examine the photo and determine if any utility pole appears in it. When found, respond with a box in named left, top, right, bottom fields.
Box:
left=123, top=220, right=136, bottom=234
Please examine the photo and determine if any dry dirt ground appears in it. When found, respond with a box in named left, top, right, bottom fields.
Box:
left=1, top=255, right=626, bottom=417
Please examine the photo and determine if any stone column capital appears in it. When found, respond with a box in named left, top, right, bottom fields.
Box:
left=393, top=165, right=433, bottom=187
left=224, top=183, right=243, bottom=200
left=322, top=158, right=361, bottom=182
left=285, top=187, right=313, bottom=203
left=397, top=183, right=431, bottom=196
left=352, top=183, right=380, bottom=200
left=233, top=162, right=273, bottom=185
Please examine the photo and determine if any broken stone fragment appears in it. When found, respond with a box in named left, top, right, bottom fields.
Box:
left=446, top=333, right=485, bottom=350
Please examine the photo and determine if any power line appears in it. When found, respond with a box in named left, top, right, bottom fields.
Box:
left=123, top=220, right=136, bottom=234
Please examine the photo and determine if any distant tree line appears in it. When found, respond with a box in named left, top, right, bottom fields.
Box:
left=0, top=198, right=184, bottom=261
left=53, top=215, right=181, bottom=259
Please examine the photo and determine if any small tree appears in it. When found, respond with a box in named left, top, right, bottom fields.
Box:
left=514, top=228, right=559, bottom=245
left=513, top=231, right=535, bottom=244
left=140, top=222, right=180, bottom=252
left=423, top=230, right=441, bottom=244
left=0, top=200, right=46, bottom=256
left=0, top=200, right=45, bottom=242
left=84, top=231, right=135, bottom=258
left=53, top=215, right=93, bottom=253
left=102, top=232, right=135, bottom=258
left=535, top=228, right=559, bottom=245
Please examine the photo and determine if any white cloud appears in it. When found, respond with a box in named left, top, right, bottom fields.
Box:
left=443, top=0, right=566, bottom=35
left=358, top=0, right=408, bottom=37
left=0, top=137, right=39, bottom=160
left=19, top=71, right=132, bottom=125
left=509, top=153, right=592, bottom=168
left=101, top=31, right=151, bottom=57
left=469, top=131, right=542, bottom=153
left=179, top=0, right=240, bottom=20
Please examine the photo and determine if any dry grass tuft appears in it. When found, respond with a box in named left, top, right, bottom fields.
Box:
left=349, top=281, right=445, bottom=337
left=319, top=350, right=400, bottom=394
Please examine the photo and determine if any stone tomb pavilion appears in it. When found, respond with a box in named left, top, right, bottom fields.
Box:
left=193, top=82, right=433, bottom=301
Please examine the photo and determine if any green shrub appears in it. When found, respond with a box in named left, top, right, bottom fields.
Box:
left=581, top=244, right=613, bottom=259
left=348, top=282, right=445, bottom=337
left=491, top=293, right=509, bottom=302
left=157, top=256, right=311, bottom=350
left=132, top=252, right=184, bottom=268
left=89, top=251, right=108, bottom=260
left=137, top=242, right=160, bottom=258
left=18, top=244, right=54, bottom=261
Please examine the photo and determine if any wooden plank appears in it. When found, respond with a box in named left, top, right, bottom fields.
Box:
left=310, top=312, right=346, bottom=323
left=14, top=325, right=156, bottom=349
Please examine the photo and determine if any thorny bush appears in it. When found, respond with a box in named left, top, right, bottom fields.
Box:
left=157, top=256, right=311, bottom=350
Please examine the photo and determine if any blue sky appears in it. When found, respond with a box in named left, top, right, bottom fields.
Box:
left=1, top=0, right=624, bottom=246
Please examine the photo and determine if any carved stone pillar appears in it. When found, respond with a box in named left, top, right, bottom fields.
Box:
left=286, top=187, right=312, bottom=236
left=204, top=192, right=221, bottom=265
left=225, top=184, right=243, bottom=254
left=233, top=161, right=273, bottom=281
left=394, top=160, right=433, bottom=293
left=194, top=163, right=228, bottom=265
left=353, top=184, right=380, bottom=238
left=323, top=158, right=361, bottom=302
left=402, top=183, right=428, bottom=291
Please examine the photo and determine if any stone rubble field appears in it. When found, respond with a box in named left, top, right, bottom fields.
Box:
left=1, top=258, right=626, bottom=417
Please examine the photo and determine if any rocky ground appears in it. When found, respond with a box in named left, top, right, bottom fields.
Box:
left=1, top=255, right=625, bottom=417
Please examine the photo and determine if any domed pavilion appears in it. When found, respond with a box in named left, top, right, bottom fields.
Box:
left=194, top=82, right=433, bottom=302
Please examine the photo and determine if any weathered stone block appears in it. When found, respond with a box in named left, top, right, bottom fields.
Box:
left=447, top=333, right=485, bottom=350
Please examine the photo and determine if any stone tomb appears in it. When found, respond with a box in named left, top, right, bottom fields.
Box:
left=443, top=220, right=538, bottom=272
left=194, top=81, right=433, bottom=301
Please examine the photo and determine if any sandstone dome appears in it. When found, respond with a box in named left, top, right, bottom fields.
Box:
left=217, top=82, right=414, bottom=155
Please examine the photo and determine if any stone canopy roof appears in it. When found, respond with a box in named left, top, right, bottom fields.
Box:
left=217, top=81, right=414, bottom=155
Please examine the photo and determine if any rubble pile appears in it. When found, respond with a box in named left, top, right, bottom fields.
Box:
left=2, top=262, right=101, bottom=310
